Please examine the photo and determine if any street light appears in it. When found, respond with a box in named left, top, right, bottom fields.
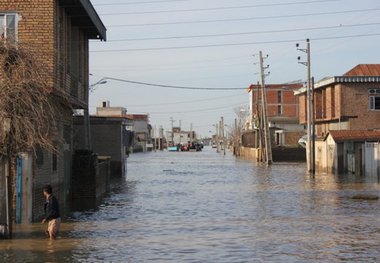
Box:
left=84, top=78, right=108, bottom=150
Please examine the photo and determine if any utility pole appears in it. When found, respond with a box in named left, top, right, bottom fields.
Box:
left=170, top=117, right=175, bottom=146
left=179, top=120, right=182, bottom=145
left=159, top=126, right=163, bottom=150
left=297, top=39, right=315, bottom=175
left=221, top=116, right=226, bottom=155
left=234, top=118, right=238, bottom=156
left=215, top=123, right=220, bottom=153
left=190, top=123, right=193, bottom=143
left=259, top=51, right=272, bottom=165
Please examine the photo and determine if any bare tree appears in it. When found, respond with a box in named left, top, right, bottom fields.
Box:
left=0, top=42, right=71, bottom=238
left=0, top=42, right=70, bottom=158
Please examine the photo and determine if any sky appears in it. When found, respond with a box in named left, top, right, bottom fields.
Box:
left=88, top=0, right=380, bottom=138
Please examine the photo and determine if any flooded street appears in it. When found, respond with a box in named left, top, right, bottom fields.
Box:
left=2, top=147, right=380, bottom=262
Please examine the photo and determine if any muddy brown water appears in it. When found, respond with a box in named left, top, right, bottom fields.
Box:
left=1, top=147, right=380, bottom=262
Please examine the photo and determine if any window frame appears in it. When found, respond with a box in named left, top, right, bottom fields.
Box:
left=0, top=12, right=19, bottom=44
left=369, top=89, right=380, bottom=111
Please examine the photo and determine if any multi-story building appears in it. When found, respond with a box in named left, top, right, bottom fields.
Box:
left=0, top=0, right=106, bottom=225
left=126, top=114, right=152, bottom=153
left=296, top=64, right=380, bottom=175
left=247, top=83, right=304, bottom=146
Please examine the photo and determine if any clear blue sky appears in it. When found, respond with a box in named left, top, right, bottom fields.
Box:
left=89, top=0, right=380, bottom=137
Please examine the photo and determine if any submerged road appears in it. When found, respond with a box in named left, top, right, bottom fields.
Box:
left=1, top=147, right=380, bottom=262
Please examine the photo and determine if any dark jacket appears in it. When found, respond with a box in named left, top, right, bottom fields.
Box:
left=44, top=195, right=60, bottom=221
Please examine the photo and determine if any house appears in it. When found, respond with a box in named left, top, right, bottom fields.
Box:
left=296, top=64, right=380, bottom=175
left=126, top=114, right=152, bottom=153
left=320, top=130, right=380, bottom=176
left=0, top=0, right=106, bottom=225
left=167, top=127, right=196, bottom=147
left=239, top=83, right=306, bottom=162
left=247, top=83, right=305, bottom=147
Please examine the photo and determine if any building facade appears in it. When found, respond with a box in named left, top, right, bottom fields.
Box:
left=296, top=64, right=380, bottom=174
left=247, top=83, right=305, bottom=147
left=0, top=0, right=105, bottom=225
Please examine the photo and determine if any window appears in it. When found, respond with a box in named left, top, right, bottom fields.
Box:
left=369, top=89, right=380, bottom=110
left=277, top=91, right=282, bottom=103
left=277, top=105, right=282, bottom=115
left=0, top=13, right=17, bottom=44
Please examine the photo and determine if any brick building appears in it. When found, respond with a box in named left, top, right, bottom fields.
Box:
left=0, top=0, right=106, bottom=225
left=296, top=64, right=380, bottom=174
left=297, top=64, right=380, bottom=136
left=247, top=83, right=305, bottom=147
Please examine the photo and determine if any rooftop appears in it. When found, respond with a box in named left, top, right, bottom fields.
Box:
left=343, top=64, right=380, bottom=76
left=329, top=130, right=380, bottom=142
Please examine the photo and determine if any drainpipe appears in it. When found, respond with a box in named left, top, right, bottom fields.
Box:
left=4, top=159, right=9, bottom=238
left=3, top=118, right=11, bottom=238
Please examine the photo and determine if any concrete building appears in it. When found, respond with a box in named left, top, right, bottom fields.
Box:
left=0, top=0, right=105, bottom=228
left=167, top=127, right=196, bottom=146
left=126, top=114, right=152, bottom=153
left=317, top=130, right=380, bottom=176
left=296, top=64, right=380, bottom=174
left=73, top=116, right=132, bottom=177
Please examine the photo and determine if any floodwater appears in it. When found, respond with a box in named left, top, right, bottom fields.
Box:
left=1, top=147, right=380, bottom=262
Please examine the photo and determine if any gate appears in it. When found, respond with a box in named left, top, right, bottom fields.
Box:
left=365, top=142, right=380, bottom=177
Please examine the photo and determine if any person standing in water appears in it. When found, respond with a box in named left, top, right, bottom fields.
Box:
left=41, top=185, right=61, bottom=240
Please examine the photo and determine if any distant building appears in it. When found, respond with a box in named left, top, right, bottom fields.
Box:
left=126, top=114, right=152, bottom=153
left=167, top=127, right=196, bottom=146
left=247, top=83, right=305, bottom=147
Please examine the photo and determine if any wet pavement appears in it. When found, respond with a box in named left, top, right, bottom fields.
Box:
left=1, top=147, right=380, bottom=262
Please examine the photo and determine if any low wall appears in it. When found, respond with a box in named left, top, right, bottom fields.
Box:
left=238, top=146, right=306, bottom=162
left=238, top=147, right=259, bottom=161
left=72, top=151, right=111, bottom=211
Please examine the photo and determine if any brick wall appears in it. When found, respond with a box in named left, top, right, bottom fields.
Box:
left=0, top=0, right=55, bottom=87
left=340, top=83, right=380, bottom=130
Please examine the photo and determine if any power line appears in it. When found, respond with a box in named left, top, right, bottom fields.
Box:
left=149, top=102, right=248, bottom=114
left=91, top=32, right=380, bottom=52
left=94, top=0, right=191, bottom=6
left=89, top=93, right=246, bottom=108
left=91, top=22, right=380, bottom=42
left=93, top=77, right=248, bottom=90
left=107, top=8, right=380, bottom=27
left=100, top=0, right=339, bottom=15
left=127, top=93, right=246, bottom=107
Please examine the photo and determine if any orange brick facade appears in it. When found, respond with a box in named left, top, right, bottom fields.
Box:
left=250, top=84, right=302, bottom=119
left=0, top=0, right=90, bottom=107
left=298, top=82, right=380, bottom=137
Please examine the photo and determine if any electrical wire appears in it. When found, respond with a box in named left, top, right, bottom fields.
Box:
left=127, top=93, right=246, bottom=107
left=100, top=0, right=340, bottom=15
left=91, top=22, right=380, bottom=42
left=91, top=32, right=380, bottom=52
left=93, top=77, right=248, bottom=90
left=107, top=8, right=380, bottom=27
left=149, top=102, right=248, bottom=114
left=94, top=0, right=191, bottom=6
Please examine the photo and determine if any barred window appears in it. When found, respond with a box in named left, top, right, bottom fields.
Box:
left=369, top=89, right=380, bottom=110
left=0, top=13, right=17, bottom=44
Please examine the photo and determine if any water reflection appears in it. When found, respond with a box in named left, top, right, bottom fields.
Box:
left=1, top=147, right=380, bottom=262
